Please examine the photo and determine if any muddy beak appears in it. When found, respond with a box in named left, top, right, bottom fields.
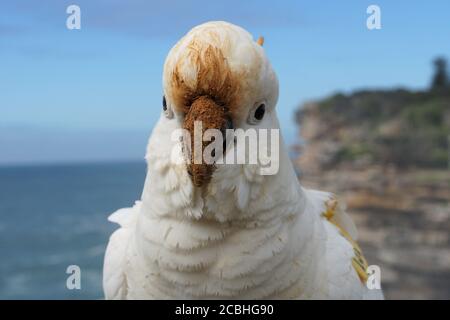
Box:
left=182, top=96, right=232, bottom=187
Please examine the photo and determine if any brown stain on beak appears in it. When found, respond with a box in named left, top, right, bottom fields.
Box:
left=183, top=96, right=231, bottom=187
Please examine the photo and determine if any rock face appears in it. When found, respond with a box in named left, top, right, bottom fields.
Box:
left=295, top=88, right=450, bottom=299
left=296, top=89, right=450, bottom=174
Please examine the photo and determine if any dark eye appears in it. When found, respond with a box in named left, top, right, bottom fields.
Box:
left=247, top=103, right=266, bottom=125
left=162, top=95, right=167, bottom=111
left=254, top=104, right=265, bottom=120
left=162, top=95, right=174, bottom=119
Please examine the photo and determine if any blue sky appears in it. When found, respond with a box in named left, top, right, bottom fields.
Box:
left=1, top=0, right=449, bottom=165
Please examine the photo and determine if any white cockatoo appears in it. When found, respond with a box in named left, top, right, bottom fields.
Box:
left=103, top=21, right=383, bottom=300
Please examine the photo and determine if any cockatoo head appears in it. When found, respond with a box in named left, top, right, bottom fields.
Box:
left=162, top=21, right=279, bottom=188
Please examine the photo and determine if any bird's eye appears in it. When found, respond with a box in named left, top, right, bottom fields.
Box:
left=254, top=104, right=265, bottom=120
left=162, top=95, right=167, bottom=111
left=248, top=103, right=266, bottom=124
left=162, top=95, right=174, bottom=119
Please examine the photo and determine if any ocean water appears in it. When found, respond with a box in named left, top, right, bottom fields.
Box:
left=0, top=162, right=146, bottom=299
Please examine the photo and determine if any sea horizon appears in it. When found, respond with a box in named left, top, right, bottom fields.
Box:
left=0, top=159, right=146, bottom=170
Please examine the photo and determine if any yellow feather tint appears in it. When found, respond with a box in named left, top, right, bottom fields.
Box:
left=322, top=198, right=369, bottom=283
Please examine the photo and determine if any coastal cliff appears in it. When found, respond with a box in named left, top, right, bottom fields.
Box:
left=295, top=86, right=450, bottom=299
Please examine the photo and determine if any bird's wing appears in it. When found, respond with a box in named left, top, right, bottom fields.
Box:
left=323, top=221, right=367, bottom=299
left=103, top=201, right=140, bottom=300
left=304, top=188, right=383, bottom=299
left=306, top=189, right=358, bottom=240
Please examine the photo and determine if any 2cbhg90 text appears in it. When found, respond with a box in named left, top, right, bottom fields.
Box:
left=219, top=304, right=273, bottom=315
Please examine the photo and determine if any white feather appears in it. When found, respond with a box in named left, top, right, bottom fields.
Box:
left=103, top=21, right=384, bottom=300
